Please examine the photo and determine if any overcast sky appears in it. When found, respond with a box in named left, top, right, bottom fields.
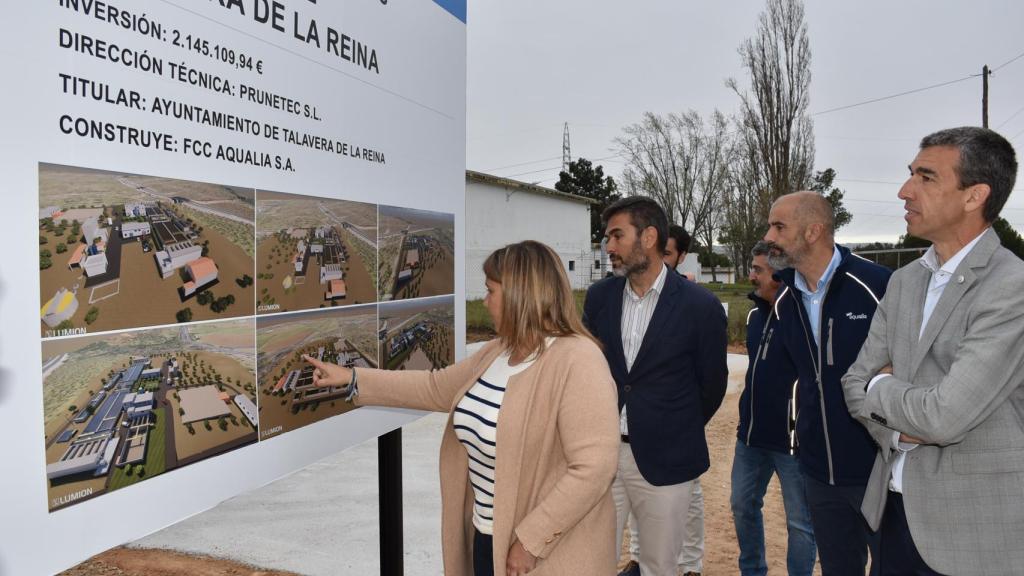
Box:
left=466, top=1, right=1024, bottom=243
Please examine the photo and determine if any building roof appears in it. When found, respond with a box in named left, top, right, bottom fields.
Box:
left=187, top=257, right=217, bottom=279
left=67, top=243, right=87, bottom=266
left=466, top=170, right=597, bottom=205
left=327, top=279, right=347, bottom=297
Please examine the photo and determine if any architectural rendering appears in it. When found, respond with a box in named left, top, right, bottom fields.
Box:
left=377, top=206, right=454, bottom=301
left=38, top=163, right=256, bottom=336
left=41, top=319, right=257, bottom=511
left=256, top=191, right=378, bottom=314
left=257, top=306, right=378, bottom=439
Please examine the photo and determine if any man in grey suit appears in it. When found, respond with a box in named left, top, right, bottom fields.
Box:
left=843, top=126, right=1024, bottom=575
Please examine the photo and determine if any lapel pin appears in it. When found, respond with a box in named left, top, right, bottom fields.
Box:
left=957, top=275, right=965, bottom=284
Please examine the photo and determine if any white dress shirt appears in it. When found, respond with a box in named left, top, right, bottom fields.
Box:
left=868, top=229, right=989, bottom=493
left=619, top=263, right=668, bottom=435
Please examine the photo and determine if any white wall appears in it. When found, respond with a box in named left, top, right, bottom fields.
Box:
left=465, top=180, right=591, bottom=299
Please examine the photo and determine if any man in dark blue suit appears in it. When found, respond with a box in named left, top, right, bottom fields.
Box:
left=583, top=197, right=728, bottom=576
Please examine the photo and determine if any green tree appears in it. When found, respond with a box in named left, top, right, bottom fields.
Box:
left=40, top=255, right=52, bottom=270
left=555, top=157, right=620, bottom=242
left=84, top=307, right=99, bottom=325
left=39, top=235, right=48, bottom=245
left=809, top=168, right=852, bottom=230
left=176, top=308, right=193, bottom=323
left=56, top=243, right=67, bottom=254
left=993, top=217, right=1024, bottom=260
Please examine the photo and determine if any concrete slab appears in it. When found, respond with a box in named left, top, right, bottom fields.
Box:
left=131, top=412, right=446, bottom=576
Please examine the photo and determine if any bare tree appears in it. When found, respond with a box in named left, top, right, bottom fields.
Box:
left=720, top=0, right=815, bottom=276
left=721, top=119, right=774, bottom=277
left=691, top=111, right=734, bottom=281
left=616, top=110, right=734, bottom=270
left=727, top=0, right=815, bottom=202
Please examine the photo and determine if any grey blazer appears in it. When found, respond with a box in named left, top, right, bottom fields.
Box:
left=842, top=228, right=1024, bottom=576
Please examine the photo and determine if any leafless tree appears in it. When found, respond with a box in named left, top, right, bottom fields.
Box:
left=722, top=0, right=815, bottom=275
left=616, top=110, right=734, bottom=269
left=721, top=120, right=774, bottom=276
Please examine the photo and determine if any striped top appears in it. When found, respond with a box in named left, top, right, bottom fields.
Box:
left=619, top=263, right=668, bottom=435
left=453, top=349, right=536, bottom=535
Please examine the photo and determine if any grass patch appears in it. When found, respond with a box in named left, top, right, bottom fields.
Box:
left=705, top=283, right=753, bottom=345
left=108, top=407, right=167, bottom=491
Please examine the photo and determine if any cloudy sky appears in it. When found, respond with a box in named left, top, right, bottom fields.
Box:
left=466, top=1, right=1024, bottom=243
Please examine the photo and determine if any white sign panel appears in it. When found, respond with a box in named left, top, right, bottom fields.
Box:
left=0, top=0, right=466, bottom=573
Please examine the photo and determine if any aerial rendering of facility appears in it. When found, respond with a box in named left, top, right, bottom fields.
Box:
left=378, top=296, right=455, bottom=371
left=41, top=320, right=257, bottom=511
left=38, top=163, right=256, bottom=335
left=377, top=205, right=454, bottom=301
left=257, top=306, right=378, bottom=438
left=256, top=191, right=378, bottom=314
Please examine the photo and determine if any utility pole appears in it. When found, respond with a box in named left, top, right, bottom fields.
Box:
left=982, top=64, right=990, bottom=128
left=562, top=122, right=571, bottom=173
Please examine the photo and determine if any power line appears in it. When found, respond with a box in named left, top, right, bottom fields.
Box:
left=501, top=153, right=623, bottom=178
left=996, top=104, right=1024, bottom=130
left=812, top=47, right=1024, bottom=117
left=482, top=156, right=560, bottom=172
left=811, top=75, right=977, bottom=116
left=994, top=49, right=1024, bottom=71
left=504, top=165, right=563, bottom=178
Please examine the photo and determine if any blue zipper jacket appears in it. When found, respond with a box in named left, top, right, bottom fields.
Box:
left=737, top=291, right=799, bottom=454
left=774, top=245, right=891, bottom=486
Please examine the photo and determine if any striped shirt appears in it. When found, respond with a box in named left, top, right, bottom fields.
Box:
left=453, top=350, right=536, bottom=535
left=619, top=263, right=668, bottom=435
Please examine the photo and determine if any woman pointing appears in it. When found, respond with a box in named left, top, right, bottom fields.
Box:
left=304, top=240, right=619, bottom=576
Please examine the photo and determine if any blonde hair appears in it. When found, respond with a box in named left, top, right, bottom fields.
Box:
left=482, top=240, right=599, bottom=359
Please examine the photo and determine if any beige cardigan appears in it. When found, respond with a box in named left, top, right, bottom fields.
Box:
left=357, top=335, right=620, bottom=575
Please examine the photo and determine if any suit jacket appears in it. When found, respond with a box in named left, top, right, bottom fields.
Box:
left=358, top=336, right=620, bottom=576
left=583, top=267, right=728, bottom=486
left=842, top=228, right=1024, bottom=575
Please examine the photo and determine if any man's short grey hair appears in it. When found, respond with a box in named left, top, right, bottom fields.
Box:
left=751, top=241, right=772, bottom=258
left=921, top=127, right=1018, bottom=222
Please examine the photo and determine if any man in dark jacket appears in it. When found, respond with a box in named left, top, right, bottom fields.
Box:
left=584, top=197, right=728, bottom=576
left=731, top=241, right=816, bottom=576
left=764, top=191, right=891, bottom=576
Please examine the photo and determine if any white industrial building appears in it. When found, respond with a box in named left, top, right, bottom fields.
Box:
left=233, top=395, right=258, bottom=427
left=465, top=171, right=595, bottom=299
left=81, top=218, right=108, bottom=246
left=122, top=391, right=154, bottom=420
left=81, top=251, right=108, bottom=277
left=124, top=203, right=148, bottom=217
left=121, top=221, right=151, bottom=239
left=155, top=241, right=203, bottom=278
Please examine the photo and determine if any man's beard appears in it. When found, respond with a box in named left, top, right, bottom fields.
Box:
left=611, top=242, right=650, bottom=278
left=766, top=242, right=795, bottom=270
